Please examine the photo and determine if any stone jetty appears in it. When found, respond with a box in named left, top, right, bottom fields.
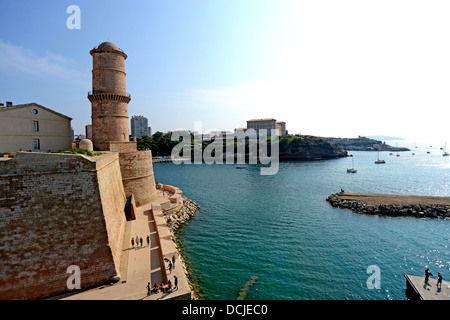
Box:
left=327, top=192, right=450, bottom=218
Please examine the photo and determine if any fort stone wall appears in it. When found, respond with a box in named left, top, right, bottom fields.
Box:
left=0, top=152, right=126, bottom=299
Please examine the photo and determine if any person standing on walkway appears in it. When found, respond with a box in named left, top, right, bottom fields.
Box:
left=140, top=237, right=143, bottom=247
left=172, top=255, right=176, bottom=269
left=131, top=237, right=134, bottom=248
left=424, top=268, right=433, bottom=285
left=146, top=235, right=150, bottom=246
left=168, top=261, right=173, bottom=274
left=437, top=273, right=442, bottom=288
left=174, top=275, right=178, bottom=290
left=136, top=235, right=139, bottom=247
left=146, top=282, right=151, bottom=296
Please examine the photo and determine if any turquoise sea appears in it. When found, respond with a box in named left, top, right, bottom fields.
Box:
left=154, top=140, right=450, bottom=300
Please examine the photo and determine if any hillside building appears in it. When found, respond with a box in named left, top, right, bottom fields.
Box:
left=246, top=118, right=287, bottom=137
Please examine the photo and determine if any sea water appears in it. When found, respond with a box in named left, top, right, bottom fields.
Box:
left=154, top=140, right=450, bottom=300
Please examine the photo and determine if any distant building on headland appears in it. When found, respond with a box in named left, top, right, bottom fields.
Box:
left=241, top=118, right=288, bottom=137
left=0, top=102, right=72, bottom=153
left=275, top=121, right=287, bottom=136
left=130, top=115, right=151, bottom=138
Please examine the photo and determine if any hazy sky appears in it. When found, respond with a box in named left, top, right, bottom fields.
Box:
left=1, top=0, right=450, bottom=142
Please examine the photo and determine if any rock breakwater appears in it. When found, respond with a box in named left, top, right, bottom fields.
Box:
left=165, top=196, right=200, bottom=232
left=327, top=192, right=450, bottom=219
left=163, top=196, right=201, bottom=299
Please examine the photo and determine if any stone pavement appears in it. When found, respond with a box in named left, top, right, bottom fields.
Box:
left=405, top=275, right=450, bottom=300
left=61, top=188, right=192, bottom=300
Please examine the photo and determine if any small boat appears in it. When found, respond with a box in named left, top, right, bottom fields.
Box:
left=396, top=153, right=400, bottom=157
left=389, top=153, right=393, bottom=155
left=443, top=142, right=449, bottom=156
left=236, top=164, right=247, bottom=169
left=347, top=155, right=357, bottom=173
left=412, top=153, right=415, bottom=155
left=375, top=150, right=385, bottom=164
left=427, top=151, right=431, bottom=154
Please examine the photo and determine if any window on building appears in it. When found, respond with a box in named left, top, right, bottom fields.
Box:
left=33, top=120, right=39, bottom=132
left=33, top=139, right=40, bottom=150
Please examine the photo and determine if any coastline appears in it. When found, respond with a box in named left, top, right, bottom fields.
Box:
left=164, top=195, right=202, bottom=300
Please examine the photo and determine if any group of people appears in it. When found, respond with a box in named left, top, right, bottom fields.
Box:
left=145, top=255, right=178, bottom=297
left=424, top=268, right=443, bottom=288
left=146, top=276, right=178, bottom=296
left=131, top=235, right=150, bottom=248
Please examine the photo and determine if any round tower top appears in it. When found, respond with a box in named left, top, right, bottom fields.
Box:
left=98, top=42, right=119, bottom=50
left=90, top=41, right=127, bottom=59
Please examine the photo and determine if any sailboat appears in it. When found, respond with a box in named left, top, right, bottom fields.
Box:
left=347, top=155, right=357, bottom=173
left=443, top=142, right=449, bottom=156
left=375, top=150, right=385, bottom=164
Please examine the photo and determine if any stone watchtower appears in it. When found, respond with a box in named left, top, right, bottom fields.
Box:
left=88, top=42, right=131, bottom=150
left=88, top=42, right=157, bottom=206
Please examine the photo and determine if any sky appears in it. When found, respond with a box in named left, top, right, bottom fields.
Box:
left=1, top=0, right=450, bottom=143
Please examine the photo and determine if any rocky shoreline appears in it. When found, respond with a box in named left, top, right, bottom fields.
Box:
left=163, top=196, right=203, bottom=299
left=327, top=192, right=450, bottom=219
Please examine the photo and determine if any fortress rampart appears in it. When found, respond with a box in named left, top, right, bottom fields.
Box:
left=119, top=151, right=158, bottom=206
left=0, top=41, right=161, bottom=299
left=0, top=152, right=127, bottom=299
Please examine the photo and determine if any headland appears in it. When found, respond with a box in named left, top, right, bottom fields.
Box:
left=324, top=136, right=410, bottom=152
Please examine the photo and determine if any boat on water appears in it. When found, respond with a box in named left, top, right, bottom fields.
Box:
left=347, top=155, right=357, bottom=173
left=375, top=150, right=385, bottom=164
left=443, top=142, right=449, bottom=156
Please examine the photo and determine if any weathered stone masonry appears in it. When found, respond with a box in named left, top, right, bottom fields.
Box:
left=0, top=152, right=126, bottom=299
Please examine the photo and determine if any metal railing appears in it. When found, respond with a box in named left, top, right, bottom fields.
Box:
left=88, top=91, right=131, bottom=98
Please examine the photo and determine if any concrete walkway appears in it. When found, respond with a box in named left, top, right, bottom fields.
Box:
left=61, top=189, right=191, bottom=300
left=405, top=275, right=450, bottom=300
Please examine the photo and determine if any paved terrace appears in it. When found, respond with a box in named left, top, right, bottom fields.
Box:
left=405, top=275, right=450, bottom=300
left=61, top=187, right=191, bottom=300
